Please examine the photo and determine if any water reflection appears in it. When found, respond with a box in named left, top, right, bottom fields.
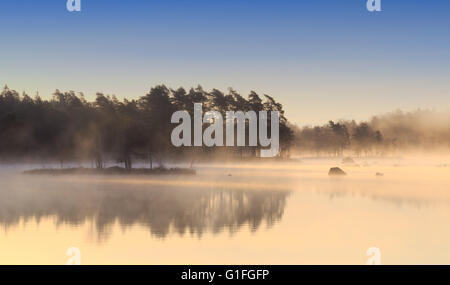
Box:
left=0, top=176, right=291, bottom=240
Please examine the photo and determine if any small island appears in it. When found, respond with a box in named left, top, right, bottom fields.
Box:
left=22, top=166, right=196, bottom=176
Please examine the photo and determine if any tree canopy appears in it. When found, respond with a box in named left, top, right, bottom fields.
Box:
left=0, top=85, right=294, bottom=168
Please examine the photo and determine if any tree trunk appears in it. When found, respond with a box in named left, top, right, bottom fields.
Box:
left=148, top=151, right=153, bottom=170
left=95, top=153, right=103, bottom=169
left=124, top=154, right=132, bottom=171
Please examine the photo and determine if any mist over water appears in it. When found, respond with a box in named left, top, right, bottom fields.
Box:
left=0, top=170, right=290, bottom=238
left=1, top=155, right=450, bottom=264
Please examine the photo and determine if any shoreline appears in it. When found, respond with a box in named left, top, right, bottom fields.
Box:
left=22, top=166, right=196, bottom=176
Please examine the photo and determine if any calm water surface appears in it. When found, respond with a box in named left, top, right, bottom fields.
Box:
left=0, top=158, right=450, bottom=264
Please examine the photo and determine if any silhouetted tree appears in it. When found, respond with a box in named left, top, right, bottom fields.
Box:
left=0, top=85, right=295, bottom=166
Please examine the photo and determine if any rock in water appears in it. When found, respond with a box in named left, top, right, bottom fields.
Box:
left=328, top=167, right=347, bottom=176
left=342, top=157, right=355, bottom=164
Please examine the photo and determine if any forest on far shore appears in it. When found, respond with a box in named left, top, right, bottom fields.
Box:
left=291, top=109, right=450, bottom=157
left=1, top=85, right=449, bottom=169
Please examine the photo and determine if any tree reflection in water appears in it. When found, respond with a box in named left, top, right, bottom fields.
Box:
left=0, top=176, right=291, bottom=241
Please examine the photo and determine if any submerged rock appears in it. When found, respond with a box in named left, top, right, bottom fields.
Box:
left=342, top=157, right=355, bottom=164
left=328, top=167, right=347, bottom=176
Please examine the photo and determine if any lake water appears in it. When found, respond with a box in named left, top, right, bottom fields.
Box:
left=0, top=157, right=450, bottom=264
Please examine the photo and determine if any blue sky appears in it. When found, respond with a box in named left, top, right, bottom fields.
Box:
left=1, top=0, right=449, bottom=125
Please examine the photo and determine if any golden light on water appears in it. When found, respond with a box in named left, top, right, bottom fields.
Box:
left=1, top=157, right=450, bottom=264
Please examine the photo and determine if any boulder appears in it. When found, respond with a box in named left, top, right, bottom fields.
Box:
left=328, top=167, right=347, bottom=176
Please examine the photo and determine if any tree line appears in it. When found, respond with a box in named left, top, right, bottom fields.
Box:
left=3, top=84, right=447, bottom=165
left=291, top=109, right=450, bottom=157
left=0, top=85, right=294, bottom=168
left=291, top=121, right=383, bottom=157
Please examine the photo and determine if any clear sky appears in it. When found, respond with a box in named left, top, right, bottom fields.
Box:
left=1, top=0, right=449, bottom=125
